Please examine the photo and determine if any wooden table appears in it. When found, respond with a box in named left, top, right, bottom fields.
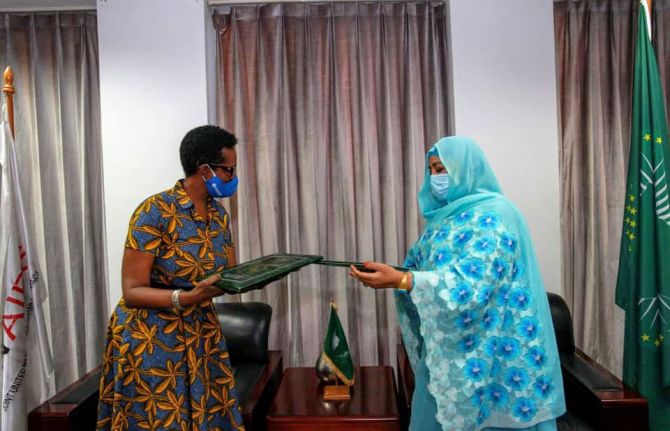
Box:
left=267, top=366, right=402, bottom=431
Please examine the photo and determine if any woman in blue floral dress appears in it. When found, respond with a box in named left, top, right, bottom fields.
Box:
left=351, top=136, right=566, bottom=431
left=97, top=126, right=245, bottom=431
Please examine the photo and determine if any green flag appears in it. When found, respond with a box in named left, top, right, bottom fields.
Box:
left=615, top=2, right=670, bottom=429
left=316, top=302, right=354, bottom=385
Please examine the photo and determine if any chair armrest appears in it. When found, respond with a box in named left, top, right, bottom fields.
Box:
left=241, top=350, right=283, bottom=430
left=396, top=343, right=415, bottom=428
left=561, top=348, right=648, bottom=431
left=28, top=366, right=101, bottom=431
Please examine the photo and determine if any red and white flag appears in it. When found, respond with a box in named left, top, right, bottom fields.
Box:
left=0, top=113, right=54, bottom=429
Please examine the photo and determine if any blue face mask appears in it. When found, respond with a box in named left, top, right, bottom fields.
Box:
left=203, top=166, right=238, bottom=198
left=430, top=173, right=450, bottom=202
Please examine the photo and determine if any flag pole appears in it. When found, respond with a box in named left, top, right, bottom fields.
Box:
left=3, top=66, right=15, bottom=139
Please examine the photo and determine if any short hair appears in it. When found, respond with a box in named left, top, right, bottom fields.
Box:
left=179, top=125, right=238, bottom=176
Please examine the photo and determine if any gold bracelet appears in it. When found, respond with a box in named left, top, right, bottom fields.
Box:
left=397, top=273, right=410, bottom=292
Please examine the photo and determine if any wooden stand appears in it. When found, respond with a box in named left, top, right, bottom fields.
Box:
left=323, top=383, right=351, bottom=401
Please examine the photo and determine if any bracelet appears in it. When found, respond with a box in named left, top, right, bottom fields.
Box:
left=397, top=273, right=411, bottom=292
left=171, top=289, right=184, bottom=310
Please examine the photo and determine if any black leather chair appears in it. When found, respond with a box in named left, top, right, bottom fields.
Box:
left=215, top=301, right=283, bottom=431
left=396, top=293, right=648, bottom=431
left=28, top=301, right=282, bottom=431
left=547, top=293, right=648, bottom=430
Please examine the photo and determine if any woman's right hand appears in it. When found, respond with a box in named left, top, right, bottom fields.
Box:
left=350, top=261, right=407, bottom=289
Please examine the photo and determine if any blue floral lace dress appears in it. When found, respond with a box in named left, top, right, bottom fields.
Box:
left=395, top=137, right=566, bottom=431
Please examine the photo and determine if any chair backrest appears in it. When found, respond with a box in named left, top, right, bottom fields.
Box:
left=214, top=302, right=272, bottom=365
left=547, top=292, right=576, bottom=354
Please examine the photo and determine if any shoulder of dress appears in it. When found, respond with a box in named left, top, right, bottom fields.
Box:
left=211, top=200, right=229, bottom=215
left=129, top=190, right=178, bottom=223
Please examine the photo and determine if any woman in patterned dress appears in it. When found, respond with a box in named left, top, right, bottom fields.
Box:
left=97, top=126, right=245, bottom=431
left=351, top=136, right=566, bottom=431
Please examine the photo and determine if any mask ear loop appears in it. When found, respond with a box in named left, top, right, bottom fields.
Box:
left=200, top=164, right=216, bottom=181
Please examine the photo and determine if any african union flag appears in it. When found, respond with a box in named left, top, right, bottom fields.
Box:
left=615, top=2, right=670, bottom=430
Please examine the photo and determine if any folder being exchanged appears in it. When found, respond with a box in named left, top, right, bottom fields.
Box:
left=317, top=260, right=410, bottom=273
left=203, top=253, right=408, bottom=294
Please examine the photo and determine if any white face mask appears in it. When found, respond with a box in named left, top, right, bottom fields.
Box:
left=430, top=173, right=450, bottom=202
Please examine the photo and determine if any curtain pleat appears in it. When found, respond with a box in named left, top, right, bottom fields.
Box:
left=0, top=11, right=108, bottom=391
left=214, top=2, right=451, bottom=367
left=554, top=0, right=670, bottom=376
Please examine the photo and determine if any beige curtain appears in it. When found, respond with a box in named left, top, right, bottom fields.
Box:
left=213, top=2, right=451, bottom=367
left=656, top=1, right=670, bottom=113
left=554, top=0, right=670, bottom=376
left=0, top=12, right=108, bottom=391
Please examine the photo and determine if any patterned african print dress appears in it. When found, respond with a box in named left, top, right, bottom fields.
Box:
left=97, top=181, right=244, bottom=431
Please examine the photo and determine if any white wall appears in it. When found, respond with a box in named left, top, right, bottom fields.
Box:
left=449, top=0, right=563, bottom=295
left=97, top=0, right=211, bottom=308
left=97, top=0, right=563, bottom=306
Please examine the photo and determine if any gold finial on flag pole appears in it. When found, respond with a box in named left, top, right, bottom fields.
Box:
left=3, top=66, right=15, bottom=138
left=641, top=0, right=652, bottom=41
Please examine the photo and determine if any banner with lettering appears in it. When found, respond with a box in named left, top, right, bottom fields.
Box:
left=0, top=116, right=54, bottom=429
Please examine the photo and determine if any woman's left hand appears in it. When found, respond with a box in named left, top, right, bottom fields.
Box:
left=350, top=262, right=405, bottom=289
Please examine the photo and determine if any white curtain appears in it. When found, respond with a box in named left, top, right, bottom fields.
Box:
left=214, top=2, right=452, bottom=367
left=0, top=11, right=108, bottom=391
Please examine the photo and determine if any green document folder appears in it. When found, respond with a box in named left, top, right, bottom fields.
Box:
left=318, top=260, right=409, bottom=273
left=213, top=253, right=323, bottom=294
left=212, top=254, right=408, bottom=294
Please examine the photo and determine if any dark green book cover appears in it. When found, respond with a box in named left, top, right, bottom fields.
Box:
left=213, top=253, right=323, bottom=294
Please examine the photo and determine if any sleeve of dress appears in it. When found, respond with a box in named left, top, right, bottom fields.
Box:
left=124, top=195, right=163, bottom=256
left=409, top=220, right=519, bottom=317
left=395, top=242, right=427, bottom=372
left=408, top=213, right=560, bottom=429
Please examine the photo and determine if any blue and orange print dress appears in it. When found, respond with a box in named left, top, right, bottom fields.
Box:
left=97, top=181, right=244, bottom=431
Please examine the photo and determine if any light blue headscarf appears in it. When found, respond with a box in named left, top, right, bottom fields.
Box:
left=396, top=136, right=565, bottom=430
left=419, top=136, right=502, bottom=221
